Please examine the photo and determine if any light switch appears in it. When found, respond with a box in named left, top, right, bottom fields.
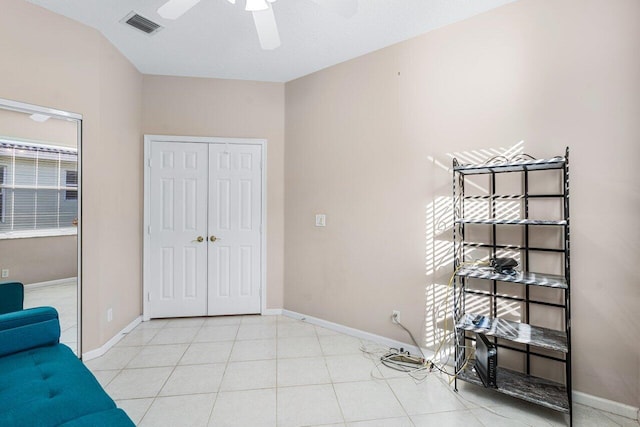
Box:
left=315, top=214, right=326, bottom=227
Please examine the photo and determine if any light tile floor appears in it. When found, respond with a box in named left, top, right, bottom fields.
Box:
left=24, top=280, right=77, bottom=354
left=85, top=315, right=639, bottom=427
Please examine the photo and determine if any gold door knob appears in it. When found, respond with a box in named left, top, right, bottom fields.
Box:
left=210, top=235, right=218, bottom=242
left=193, top=236, right=204, bottom=243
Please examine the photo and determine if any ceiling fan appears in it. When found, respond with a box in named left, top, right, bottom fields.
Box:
left=157, top=0, right=358, bottom=50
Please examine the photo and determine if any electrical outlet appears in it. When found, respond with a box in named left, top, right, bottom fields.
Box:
left=1, top=269, right=8, bottom=278
left=107, top=308, right=113, bottom=322
left=392, top=310, right=400, bottom=324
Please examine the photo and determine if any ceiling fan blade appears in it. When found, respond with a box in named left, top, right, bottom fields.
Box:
left=309, top=0, right=358, bottom=18
left=252, top=5, right=281, bottom=50
left=157, top=0, right=201, bottom=20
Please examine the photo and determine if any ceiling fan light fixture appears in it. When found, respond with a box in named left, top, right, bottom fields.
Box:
left=245, top=0, right=269, bottom=12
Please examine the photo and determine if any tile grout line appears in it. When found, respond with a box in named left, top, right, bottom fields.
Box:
left=382, top=371, right=419, bottom=426
left=121, top=320, right=168, bottom=425
left=437, top=372, right=505, bottom=427
left=205, top=316, right=242, bottom=426
left=138, top=318, right=205, bottom=426
left=319, top=324, right=348, bottom=426
left=88, top=320, right=173, bottom=425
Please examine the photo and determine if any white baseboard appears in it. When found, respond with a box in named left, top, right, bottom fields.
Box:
left=82, top=316, right=142, bottom=361
left=25, top=277, right=77, bottom=289
left=282, top=309, right=639, bottom=422
left=573, top=391, right=639, bottom=421
left=84, top=309, right=279, bottom=360
left=281, top=309, right=433, bottom=360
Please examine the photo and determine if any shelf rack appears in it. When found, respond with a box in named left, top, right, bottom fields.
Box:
left=452, top=149, right=571, bottom=425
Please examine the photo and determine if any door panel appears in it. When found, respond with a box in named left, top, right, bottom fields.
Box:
left=149, top=142, right=208, bottom=318
left=208, top=144, right=262, bottom=315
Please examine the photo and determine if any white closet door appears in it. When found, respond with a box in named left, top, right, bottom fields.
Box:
left=207, top=144, right=262, bottom=315
left=149, top=142, right=209, bottom=318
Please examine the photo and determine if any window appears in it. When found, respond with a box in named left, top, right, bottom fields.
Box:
left=0, top=165, right=5, bottom=223
left=0, top=140, right=78, bottom=238
left=65, top=170, right=78, bottom=200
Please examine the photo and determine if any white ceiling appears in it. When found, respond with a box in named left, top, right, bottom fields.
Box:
left=26, top=0, right=516, bottom=82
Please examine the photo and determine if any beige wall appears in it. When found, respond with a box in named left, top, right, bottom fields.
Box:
left=88, top=36, right=144, bottom=348
left=0, top=108, right=78, bottom=148
left=285, top=0, right=639, bottom=407
left=0, top=236, right=77, bottom=284
left=142, top=76, right=285, bottom=309
left=0, top=0, right=143, bottom=351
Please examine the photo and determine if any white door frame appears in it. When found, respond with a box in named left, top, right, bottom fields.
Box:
left=143, top=134, right=267, bottom=321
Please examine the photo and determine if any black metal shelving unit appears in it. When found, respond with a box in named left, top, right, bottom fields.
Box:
left=452, top=148, right=571, bottom=425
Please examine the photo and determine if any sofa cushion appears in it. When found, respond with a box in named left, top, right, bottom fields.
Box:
left=0, top=344, right=121, bottom=427
left=58, top=408, right=134, bottom=426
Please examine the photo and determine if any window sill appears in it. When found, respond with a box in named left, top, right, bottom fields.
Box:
left=0, top=227, right=78, bottom=240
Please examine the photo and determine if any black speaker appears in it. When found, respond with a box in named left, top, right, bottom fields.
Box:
left=475, top=333, right=497, bottom=388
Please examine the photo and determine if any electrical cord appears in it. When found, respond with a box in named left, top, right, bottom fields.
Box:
left=368, top=259, right=489, bottom=383
left=361, top=343, right=554, bottom=426
left=431, top=260, right=490, bottom=376
left=358, top=258, right=563, bottom=427
left=359, top=343, right=421, bottom=381
left=359, top=260, right=490, bottom=377
left=393, top=319, right=426, bottom=360
left=361, top=342, right=549, bottom=426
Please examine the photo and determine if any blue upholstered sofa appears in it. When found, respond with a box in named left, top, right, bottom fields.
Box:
left=0, top=306, right=134, bottom=426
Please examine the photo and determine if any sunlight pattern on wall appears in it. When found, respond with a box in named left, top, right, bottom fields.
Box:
left=423, top=141, right=525, bottom=361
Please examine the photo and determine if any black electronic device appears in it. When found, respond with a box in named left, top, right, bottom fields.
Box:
left=490, top=257, right=518, bottom=275
left=475, top=333, right=497, bottom=388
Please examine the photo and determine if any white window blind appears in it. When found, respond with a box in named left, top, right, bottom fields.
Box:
left=0, top=140, right=78, bottom=238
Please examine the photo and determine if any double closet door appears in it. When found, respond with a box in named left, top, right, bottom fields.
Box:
left=148, top=141, right=262, bottom=318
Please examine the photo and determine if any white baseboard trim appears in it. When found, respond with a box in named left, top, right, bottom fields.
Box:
left=82, top=316, right=142, bottom=361
left=573, top=391, right=639, bottom=421
left=25, top=277, right=77, bottom=289
left=282, top=309, right=639, bottom=422
left=262, top=308, right=283, bottom=316
left=281, top=309, right=433, bottom=360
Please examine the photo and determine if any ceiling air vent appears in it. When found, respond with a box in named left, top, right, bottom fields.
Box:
left=121, top=12, right=163, bottom=35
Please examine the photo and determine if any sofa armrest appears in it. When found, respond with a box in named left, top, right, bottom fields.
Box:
left=0, top=281, right=24, bottom=314
left=0, top=306, right=60, bottom=357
